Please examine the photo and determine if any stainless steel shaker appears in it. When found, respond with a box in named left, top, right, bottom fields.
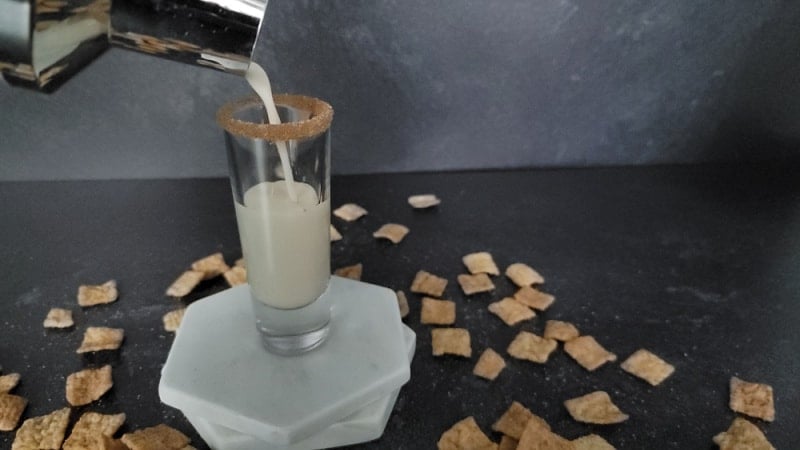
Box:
left=0, top=0, right=267, bottom=92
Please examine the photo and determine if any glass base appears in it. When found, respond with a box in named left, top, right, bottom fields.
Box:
left=251, top=285, right=332, bottom=356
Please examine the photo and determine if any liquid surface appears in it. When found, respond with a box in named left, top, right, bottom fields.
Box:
left=235, top=181, right=330, bottom=309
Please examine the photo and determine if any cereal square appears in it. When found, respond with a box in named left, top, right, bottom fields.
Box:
left=620, top=349, right=674, bottom=386
left=572, top=434, right=616, bottom=450
left=492, top=401, right=549, bottom=439
left=408, top=194, right=441, bottom=209
left=121, top=424, right=191, bottom=450
left=729, top=377, right=775, bottom=422
left=513, top=286, right=555, bottom=311
left=498, top=436, right=518, bottom=450
left=713, top=417, right=774, bottom=450
left=0, top=373, right=20, bottom=394
left=516, top=419, right=572, bottom=450
left=333, top=203, right=367, bottom=221
left=437, top=417, right=496, bottom=450
left=223, top=266, right=247, bottom=287
left=66, top=365, right=113, bottom=406
left=421, top=298, right=456, bottom=325
left=431, top=328, right=472, bottom=358
left=488, top=298, right=535, bottom=326
left=543, top=320, right=580, bottom=342
left=457, top=273, right=495, bottom=295
left=12, top=407, right=70, bottom=450
left=190, top=252, right=230, bottom=280
left=77, top=327, right=125, bottom=353
left=163, top=309, right=186, bottom=333
left=505, top=263, right=544, bottom=287
left=396, top=291, right=409, bottom=319
left=373, top=223, right=410, bottom=244
left=334, top=263, right=363, bottom=281
left=411, top=270, right=448, bottom=297
left=507, top=331, right=557, bottom=364
left=564, top=391, right=628, bottom=424
left=165, top=270, right=204, bottom=298
left=330, top=225, right=343, bottom=242
left=462, top=252, right=500, bottom=276
left=564, top=336, right=616, bottom=371
left=63, top=412, right=126, bottom=450
left=78, top=280, right=118, bottom=307
left=43, top=308, right=74, bottom=329
left=473, top=349, right=506, bottom=381
left=0, top=394, right=27, bottom=431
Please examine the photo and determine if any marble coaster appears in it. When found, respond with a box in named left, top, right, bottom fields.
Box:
left=186, top=325, right=416, bottom=450
left=160, top=277, right=411, bottom=445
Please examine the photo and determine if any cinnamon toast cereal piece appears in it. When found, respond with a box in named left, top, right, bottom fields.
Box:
left=63, top=412, right=126, bottom=450
left=77, top=327, right=124, bottom=353
left=333, top=203, right=367, bottom=221
left=421, top=298, right=456, bottom=325
left=713, top=417, right=774, bottom=450
left=572, top=434, right=615, bottom=450
left=121, top=424, right=191, bottom=450
left=457, top=273, right=495, bottom=295
left=543, top=320, right=579, bottom=342
left=516, top=419, right=573, bottom=450
left=462, top=252, right=500, bottom=276
left=513, top=286, right=555, bottom=311
left=78, top=280, right=118, bottom=307
left=492, top=401, right=549, bottom=439
left=330, top=224, right=342, bottom=242
left=564, top=336, right=617, bottom=371
left=564, top=391, right=628, bottom=425
left=437, top=417, right=497, bottom=450
left=43, top=308, right=74, bottom=328
left=163, top=308, right=186, bottom=332
left=373, top=223, right=410, bottom=244
left=505, top=263, right=544, bottom=287
left=488, top=298, right=535, bottom=326
left=11, top=407, right=70, bottom=450
left=411, top=270, right=448, bottom=297
left=66, top=365, right=113, bottom=406
left=620, top=349, right=674, bottom=386
left=507, top=331, right=557, bottom=364
left=334, top=263, right=362, bottom=281
left=431, top=328, right=472, bottom=358
left=396, top=291, right=409, bottom=319
left=0, top=394, right=27, bottom=431
left=223, top=266, right=247, bottom=287
left=408, top=194, right=441, bottom=209
left=473, top=349, right=506, bottom=381
left=729, top=377, right=775, bottom=422
left=0, top=373, right=20, bottom=394
left=498, top=436, right=518, bottom=450
left=165, top=270, right=204, bottom=298
left=190, top=252, right=230, bottom=280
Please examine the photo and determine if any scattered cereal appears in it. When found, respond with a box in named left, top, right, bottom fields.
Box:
left=43, top=308, right=74, bottom=328
left=573, top=434, right=615, bottom=450
left=488, top=298, right=535, bottom=326
left=564, top=336, right=617, bottom=371
left=0, top=373, right=20, bottom=394
left=507, top=331, right=557, bottom=364
left=165, top=270, right=204, bottom=298
left=78, top=280, right=118, bottom=307
left=492, top=401, right=549, bottom=439
left=564, top=391, right=628, bottom=425
left=330, top=224, right=342, bottom=242
left=121, top=424, right=191, bottom=450
left=516, top=418, right=572, bottom=450
left=373, top=223, right=410, bottom=244
left=333, top=203, right=367, bottom=221
left=190, top=252, right=230, bottom=280
left=513, top=286, right=555, bottom=311
left=334, top=263, right=363, bottom=280
left=77, top=327, right=125, bottom=353
left=11, top=407, right=70, bottom=450
left=432, top=328, right=472, bottom=358
left=713, top=417, right=774, bottom=450
left=505, top=263, right=544, bottom=287
left=63, top=412, right=126, bottom=450
left=729, top=377, right=775, bottom=422
left=620, top=349, right=674, bottom=386
left=408, top=194, right=441, bottom=209
left=223, top=266, right=247, bottom=287
left=0, top=394, right=27, bottom=431
left=543, top=320, right=580, bottom=342
left=411, top=270, right=448, bottom=297
left=437, top=417, right=496, bottom=450
left=66, top=365, right=113, bottom=406
left=421, top=298, right=456, bottom=325
left=473, top=349, right=506, bottom=381
left=462, top=252, right=499, bottom=276
left=457, top=273, right=495, bottom=295
left=163, top=309, right=187, bottom=333
left=396, top=291, right=409, bottom=319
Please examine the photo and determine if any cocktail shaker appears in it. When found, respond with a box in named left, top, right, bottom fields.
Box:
left=0, top=0, right=267, bottom=92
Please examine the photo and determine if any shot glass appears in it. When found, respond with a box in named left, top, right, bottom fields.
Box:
left=217, top=94, right=334, bottom=355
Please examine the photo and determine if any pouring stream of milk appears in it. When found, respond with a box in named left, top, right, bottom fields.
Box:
left=245, top=63, right=298, bottom=202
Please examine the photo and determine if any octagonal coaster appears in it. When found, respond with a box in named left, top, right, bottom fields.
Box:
left=186, top=324, right=416, bottom=450
left=159, top=276, right=411, bottom=445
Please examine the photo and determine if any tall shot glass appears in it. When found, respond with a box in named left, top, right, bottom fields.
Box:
left=217, top=94, right=334, bottom=355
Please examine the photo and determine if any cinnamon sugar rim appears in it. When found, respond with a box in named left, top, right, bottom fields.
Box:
left=216, top=94, right=333, bottom=141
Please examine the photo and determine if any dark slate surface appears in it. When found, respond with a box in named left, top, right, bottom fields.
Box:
left=3, top=1, right=800, bottom=181
left=1, top=164, right=798, bottom=449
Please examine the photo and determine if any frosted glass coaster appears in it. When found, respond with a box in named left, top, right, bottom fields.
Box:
left=159, top=276, right=411, bottom=445
left=187, top=325, right=416, bottom=450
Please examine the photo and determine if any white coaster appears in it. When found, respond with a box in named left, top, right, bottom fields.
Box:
left=186, top=325, right=416, bottom=450
left=160, top=277, right=411, bottom=445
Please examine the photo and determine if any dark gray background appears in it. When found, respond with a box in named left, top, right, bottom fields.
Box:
left=1, top=0, right=799, bottom=181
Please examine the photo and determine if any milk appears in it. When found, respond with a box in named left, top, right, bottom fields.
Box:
left=235, top=181, right=330, bottom=309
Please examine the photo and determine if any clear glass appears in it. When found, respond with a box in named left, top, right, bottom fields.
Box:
left=221, top=97, right=332, bottom=355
